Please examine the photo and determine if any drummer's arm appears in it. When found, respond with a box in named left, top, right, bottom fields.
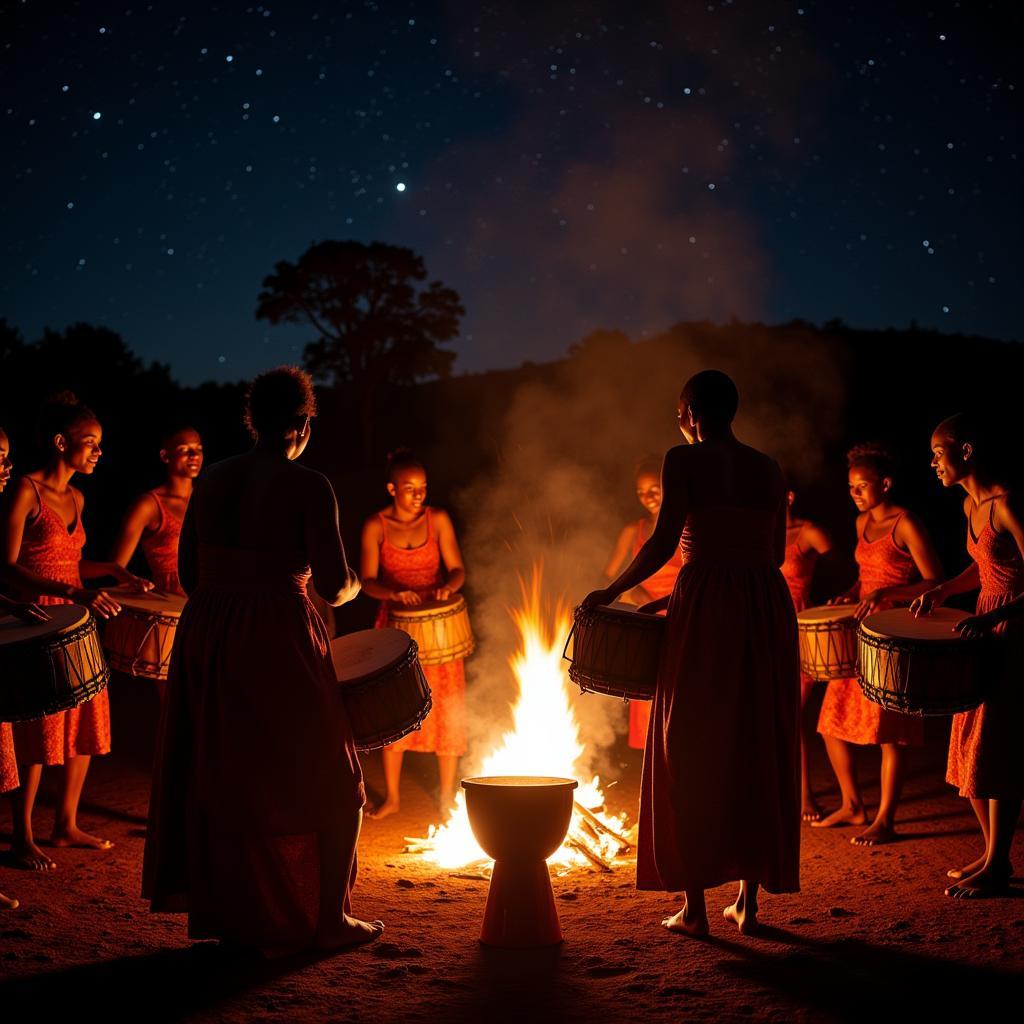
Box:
left=433, top=510, right=465, bottom=597
left=604, top=525, right=635, bottom=581
left=110, top=494, right=158, bottom=571
left=804, top=522, right=834, bottom=557
left=875, top=513, right=944, bottom=604
left=0, top=592, right=49, bottom=623
left=304, top=472, right=359, bottom=606
left=358, top=517, right=394, bottom=602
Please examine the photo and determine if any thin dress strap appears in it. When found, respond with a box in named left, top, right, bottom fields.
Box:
left=149, top=490, right=166, bottom=534
left=25, top=477, right=43, bottom=521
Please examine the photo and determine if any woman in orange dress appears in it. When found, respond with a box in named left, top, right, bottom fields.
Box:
left=814, top=443, right=943, bottom=846
left=913, top=414, right=1024, bottom=897
left=0, top=394, right=146, bottom=872
left=143, top=367, right=380, bottom=952
left=360, top=450, right=467, bottom=819
left=604, top=457, right=683, bottom=749
left=583, top=370, right=800, bottom=937
left=780, top=485, right=835, bottom=821
left=111, top=425, right=203, bottom=595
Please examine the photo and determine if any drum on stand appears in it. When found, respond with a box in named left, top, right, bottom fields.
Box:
left=332, top=628, right=432, bottom=751
left=857, top=607, right=994, bottom=716
left=563, top=603, right=664, bottom=701
left=0, top=605, right=109, bottom=722
left=102, top=587, right=186, bottom=680
left=796, top=604, right=859, bottom=682
left=385, top=594, right=475, bottom=666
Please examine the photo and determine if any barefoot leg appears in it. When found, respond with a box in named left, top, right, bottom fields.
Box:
left=316, top=807, right=384, bottom=948
left=437, top=754, right=459, bottom=814
left=51, top=755, right=112, bottom=849
left=723, top=880, right=760, bottom=935
left=948, top=798, right=990, bottom=879
left=367, top=747, right=403, bottom=820
left=9, top=765, right=56, bottom=871
left=800, top=683, right=822, bottom=821
left=812, top=737, right=867, bottom=828
left=853, top=744, right=904, bottom=846
left=662, top=889, right=709, bottom=937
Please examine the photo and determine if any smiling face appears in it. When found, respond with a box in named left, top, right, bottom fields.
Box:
left=0, top=430, right=10, bottom=492
left=161, top=428, right=204, bottom=479
left=388, top=466, right=427, bottom=515
left=58, top=418, right=103, bottom=474
left=848, top=465, right=890, bottom=512
left=635, top=471, right=663, bottom=516
left=930, top=431, right=971, bottom=488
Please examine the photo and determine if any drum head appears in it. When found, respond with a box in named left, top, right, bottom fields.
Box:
left=0, top=604, right=90, bottom=646
left=578, top=602, right=661, bottom=623
left=388, top=594, right=466, bottom=619
left=860, top=607, right=967, bottom=642
left=332, top=628, right=413, bottom=683
left=109, top=586, right=186, bottom=615
left=797, top=604, right=858, bottom=626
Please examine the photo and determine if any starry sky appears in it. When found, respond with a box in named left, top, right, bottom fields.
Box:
left=2, top=1, right=1019, bottom=385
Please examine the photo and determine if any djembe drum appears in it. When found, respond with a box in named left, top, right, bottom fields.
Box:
left=796, top=604, right=860, bottom=682
left=385, top=594, right=475, bottom=666
left=857, top=607, right=994, bottom=715
left=331, top=628, right=432, bottom=751
left=0, top=605, right=109, bottom=721
left=102, top=588, right=186, bottom=680
left=563, top=603, right=665, bottom=701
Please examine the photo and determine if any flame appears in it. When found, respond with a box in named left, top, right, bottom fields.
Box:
left=412, top=566, right=632, bottom=870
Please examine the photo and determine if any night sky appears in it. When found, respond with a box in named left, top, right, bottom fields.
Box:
left=2, top=1, right=1019, bottom=386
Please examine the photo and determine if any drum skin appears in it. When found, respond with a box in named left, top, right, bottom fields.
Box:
left=385, top=594, right=475, bottom=666
left=0, top=605, right=110, bottom=722
left=331, top=628, right=433, bottom=751
left=796, top=604, right=859, bottom=682
left=565, top=603, right=664, bottom=701
left=103, top=589, right=186, bottom=680
left=857, top=607, right=994, bottom=716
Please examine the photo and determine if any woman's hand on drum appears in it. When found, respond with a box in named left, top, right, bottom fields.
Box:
left=955, top=613, right=997, bottom=640
left=828, top=590, right=858, bottom=607
left=391, top=590, right=423, bottom=607
left=636, top=596, right=670, bottom=615
left=855, top=589, right=892, bottom=621
left=434, top=586, right=452, bottom=601
left=910, top=587, right=945, bottom=618
left=9, top=601, right=50, bottom=625
left=581, top=587, right=617, bottom=610
left=113, top=566, right=154, bottom=593
left=72, top=588, right=122, bottom=620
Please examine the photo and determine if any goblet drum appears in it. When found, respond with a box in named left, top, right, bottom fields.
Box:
left=385, top=594, right=475, bottom=666
left=462, top=776, right=578, bottom=948
left=0, top=605, right=109, bottom=721
left=331, top=628, right=432, bottom=752
left=796, top=604, right=859, bottom=682
left=564, top=603, right=664, bottom=701
left=857, top=607, right=994, bottom=716
left=102, top=587, right=186, bottom=680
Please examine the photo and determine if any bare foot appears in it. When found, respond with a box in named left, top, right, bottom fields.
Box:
left=1, top=891, right=19, bottom=910
left=9, top=840, right=57, bottom=872
left=851, top=822, right=897, bottom=847
left=802, top=801, right=824, bottom=823
left=810, top=805, right=868, bottom=829
left=365, top=799, right=400, bottom=821
left=723, top=899, right=759, bottom=936
left=50, top=826, right=113, bottom=850
left=945, top=864, right=1012, bottom=899
left=946, top=854, right=1012, bottom=881
left=661, top=903, right=709, bottom=938
left=316, top=915, right=384, bottom=950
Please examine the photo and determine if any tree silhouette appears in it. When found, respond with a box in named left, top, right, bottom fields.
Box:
left=256, top=240, right=464, bottom=459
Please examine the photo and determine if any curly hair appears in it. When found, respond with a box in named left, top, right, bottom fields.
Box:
left=35, top=391, right=98, bottom=451
left=633, top=454, right=662, bottom=481
left=243, top=366, right=317, bottom=439
left=847, top=441, right=898, bottom=480
left=386, top=447, right=425, bottom=483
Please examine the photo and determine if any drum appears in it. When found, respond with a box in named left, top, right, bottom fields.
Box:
left=563, top=603, right=664, bottom=701
left=331, top=628, right=432, bottom=751
left=857, top=607, right=995, bottom=716
left=102, top=588, right=187, bottom=680
left=796, top=604, right=859, bottom=682
left=0, top=605, right=109, bottom=722
left=385, top=594, right=475, bottom=666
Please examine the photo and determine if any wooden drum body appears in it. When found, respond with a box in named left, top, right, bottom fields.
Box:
left=857, top=607, right=994, bottom=716
left=564, top=603, right=665, bottom=701
left=332, top=628, right=432, bottom=751
left=385, top=595, right=475, bottom=666
left=0, top=605, right=110, bottom=722
left=103, top=589, right=186, bottom=680
left=796, top=604, right=859, bottom=682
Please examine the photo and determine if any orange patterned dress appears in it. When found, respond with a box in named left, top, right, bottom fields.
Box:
left=11, top=480, right=111, bottom=766
left=374, top=509, right=467, bottom=757
left=0, top=722, right=17, bottom=793
left=628, top=519, right=682, bottom=750
left=139, top=490, right=186, bottom=595
left=782, top=536, right=818, bottom=693
left=817, top=515, right=923, bottom=746
left=947, top=502, right=1024, bottom=799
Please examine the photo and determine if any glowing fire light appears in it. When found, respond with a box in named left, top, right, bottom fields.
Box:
left=408, top=567, right=632, bottom=870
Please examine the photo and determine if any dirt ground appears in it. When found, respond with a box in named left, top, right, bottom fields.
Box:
left=1, top=676, right=1022, bottom=1023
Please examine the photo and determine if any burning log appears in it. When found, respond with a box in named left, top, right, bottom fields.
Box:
left=566, top=832, right=613, bottom=872
left=573, top=800, right=634, bottom=849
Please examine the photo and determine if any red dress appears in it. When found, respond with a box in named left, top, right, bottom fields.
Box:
left=0, top=723, right=17, bottom=793
left=11, top=480, right=112, bottom=766
left=638, top=505, right=801, bottom=894
left=947, top=504, right=1024, bottom=799
left=628, top=519, right=682, bottom=750
left=817, top=517, right=924, bottom=746
left=139, top=490, right=186, bottom=595
left=782, top=536, right=818, bottom=693
left=143, top=545, right=365, bottom=951
left=374, top=509, right=467, bottom=757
